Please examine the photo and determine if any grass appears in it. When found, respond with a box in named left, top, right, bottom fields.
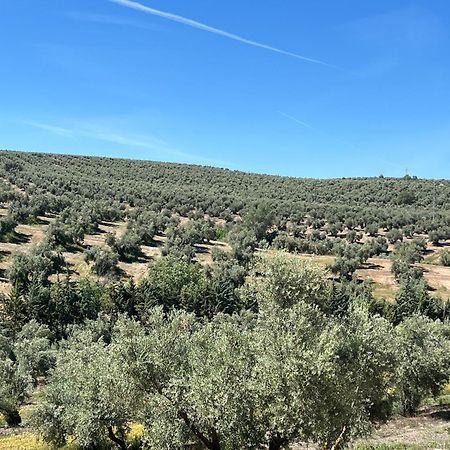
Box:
left=0, top=432, right=47, bottom=450
left=423, top=252, right=441, bottom=265
left=354, top=444, right=450, bottom=450
left=370, top=281, right=396, bottom=301
left=0, top=432, right=79, bottom=450
left=0, top=417, right=144, bottom=450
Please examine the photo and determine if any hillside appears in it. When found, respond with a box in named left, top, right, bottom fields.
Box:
left=0, top=150, right=449, bottom=297
left=1, top=149, right=449, bottom=215
left=0, top=149, right=449, bottom=450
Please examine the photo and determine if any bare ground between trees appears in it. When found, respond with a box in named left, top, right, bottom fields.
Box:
left=0, top=215, right=232, bottom=293
left=295, top=254, right=450, bottom=301
left=290, top=405, right=450, bottom=449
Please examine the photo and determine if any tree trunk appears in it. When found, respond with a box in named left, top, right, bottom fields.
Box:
left=107, top=426, right=128, bottom=450
left=178, top=410, right=221, bottom=450
left=210, top=428, right=221, bottom=450
left=402, top=392, right=419, bottom=417
left=268, top=433, right=287, bottom=450
left=2, top=408, right=22, bottom=427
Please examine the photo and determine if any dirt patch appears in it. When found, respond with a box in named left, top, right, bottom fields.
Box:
left=195, top=240, right=232, bottom=266
left=358, top=258, right=397, bottom=300
left=360, top=405, right=450, bottom=447
left=118, top=260, right=150, bottom=283
left=420, top=264, right=450, bottom=298
left=83, top=221, right=128, bottom=248
left=291, top=406, right=450, bottom=449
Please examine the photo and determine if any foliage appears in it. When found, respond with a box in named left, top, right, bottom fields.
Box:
left=227, top=227, right=258, bottom=264
left=106, top=230, right=142, bottom=262
left=7, top=243, right=65, bottom=293
left=45, top=221, right=77, bottom=249
left=136, top=257, right=207, bottom=313
left=32, top=325, right=138, bottom=449
left=428, top=228, right=449, bottom=246
left=397, top=190, right=417, bottom=206
left=240, top=252, right=329, bottom=310
left=33, top=257, right=400, bottom=450
left=391, top=240, right=426, bottom=282
left=394, top=315, right=450, bottom=416
left=386, top=228, right=403, bottom=244
left=0, top=278, right=104, bottom=338
left=136, top=256, right=244, bottom=318
left=1, top=150, right=450, bottom=448
left=440, top=249, right=450, bottom=266
left=0, top=215, right=17, bottom=241
left=84, top=246, right=120, bottom=277
left=3, top=150, right=449, bottom=237
left=242, top=203, right=275, bottom=241
left=0, top=321, right=52, bottom=426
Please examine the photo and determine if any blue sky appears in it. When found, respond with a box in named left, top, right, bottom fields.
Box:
left=1, top=0, right=450, bottom=178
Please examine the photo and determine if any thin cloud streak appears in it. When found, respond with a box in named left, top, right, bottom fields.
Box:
left=66, top=11, right=161, bottom=31
left=277, top=111, right=314, bottom=130
left=278, top=112, right=404, bottom=173
left=109, top=0, right=336, bottom=68
left=25, top=120, right=234, bottom=168
left=25, top=121, right=74, bottom=137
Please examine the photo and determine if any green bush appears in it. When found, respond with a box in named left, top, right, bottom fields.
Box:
left=85, top=246, right=119, bottom=277
left=440, top=249, right=450, bottom=266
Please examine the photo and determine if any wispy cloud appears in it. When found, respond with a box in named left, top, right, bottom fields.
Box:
left=25, top=120, right=234, bottom=167
left=109, top=0, right=336, bottom=68
left=25, top=121, right=74, bottom=137
left=66, top=11, right=161, bottom=31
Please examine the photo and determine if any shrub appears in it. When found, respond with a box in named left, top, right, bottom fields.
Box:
left=397, top=190, right=416, bottom=205
left=395, top=316, right=450, bottom=416
left=7, top=244, right=65, bottom=293
left=85, top=246, right=119, bottom=277
left=386, top=228, right=403, bottom=244
left=0, top=321, right=52, bottom=426
left=440, top=249, right=450, bottom=267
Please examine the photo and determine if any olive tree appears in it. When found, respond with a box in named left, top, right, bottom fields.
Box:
left=7, top=244, right=65, bottom=293
left=0, top=321, right=52, bottom=426
left=242, top=203, right=275, bottom=241
left=32, top=323, right=138, bottom=449
left=394, top=315, right=450, bottom=416
left=243, top=254, right=396, bottom=449
left=440, top=249, right=450, bottom=267
left=84, top=246, right=119, bottom=278
left=386, top=228, right=403, bottom=244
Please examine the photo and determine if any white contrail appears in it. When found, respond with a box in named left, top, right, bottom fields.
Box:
left=277, top=111, right=314, bottom=130
left=109, top=0, right=335, bottom=68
